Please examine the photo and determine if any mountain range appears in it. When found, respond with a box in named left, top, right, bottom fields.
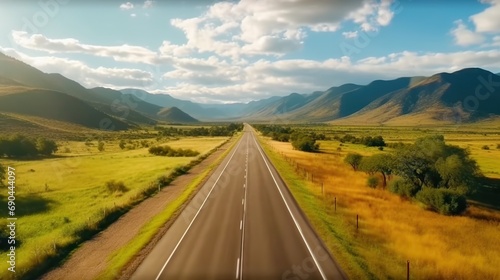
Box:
left=1, top=51, right=499, bottom=131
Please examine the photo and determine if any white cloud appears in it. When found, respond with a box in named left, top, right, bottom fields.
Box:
left=169, top=0, right=397, bottom=58
left=131, top=13, right=137, bottom=18
left=143, top=0, right=154, bottom=9
left=120, top=2, right=134, bottom=10
left=451, top=20, right=485, bottom=46
left=470, top=0, right=500, bottom=33
left=342, top=31, right=359, bottom=38
left=11, top=31, right=167, bottom=65
left=347, top=0, right=395, bottom=32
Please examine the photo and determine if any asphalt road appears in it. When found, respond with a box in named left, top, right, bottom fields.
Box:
left=130, top=125, right=347, bottom=280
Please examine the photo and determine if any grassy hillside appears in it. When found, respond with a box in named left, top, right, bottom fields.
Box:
left=0, top=87, right=129, bottom=130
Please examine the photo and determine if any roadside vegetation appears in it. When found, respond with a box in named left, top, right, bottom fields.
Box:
left=0, top=123, right=243, bottom=280
left=257, top=124, right=500, bottom=279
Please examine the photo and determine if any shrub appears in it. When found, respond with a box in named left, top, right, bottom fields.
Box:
left=105, top=180, right=129, bottom=193
left=98, top=141, right=105, bottom=152
left=148, top=145, right=200, bottom=157
left=482, top=145, right=490, bottom=150
left=416, top=188, right=467, bottom=215
left=389, top=178, right=419, bottom=198
left=367, top=176, right=379, bottom=188
left=497, top=144, right=500, bottom=150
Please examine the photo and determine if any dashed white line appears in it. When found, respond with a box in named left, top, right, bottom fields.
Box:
left=236, top=258, right=240, bottom=279
left=153, top=138, right=244, bottom=280
left=240, top=220, right=242, bottom=230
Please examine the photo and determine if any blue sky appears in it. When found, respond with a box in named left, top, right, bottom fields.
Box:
left=1, top=0, right=500, bottom=103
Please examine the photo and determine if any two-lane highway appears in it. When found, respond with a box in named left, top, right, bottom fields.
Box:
left=131, top=125, right=346, bottom=280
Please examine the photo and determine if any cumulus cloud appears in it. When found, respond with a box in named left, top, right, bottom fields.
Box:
left=470, top=0, right=500, bottom=33
left=452, top=0, right=500, bottom=46
left=451, top=20, right=485, bottom=46
left=11, top=31, right=167, bottom=64
left=143, top=0, right=154, bottom=9
left=120, top=2, right=134, bottom=10
left=170, top=0, right=397, bottom=58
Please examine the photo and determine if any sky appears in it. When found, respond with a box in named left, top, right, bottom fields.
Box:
left=1, top=0, right=500, bottom=103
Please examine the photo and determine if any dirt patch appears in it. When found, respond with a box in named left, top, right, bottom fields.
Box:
left=41, top=138, right=236, bottom=280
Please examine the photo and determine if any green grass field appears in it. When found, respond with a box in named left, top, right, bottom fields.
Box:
left=0, top=136, right=228, bottom=279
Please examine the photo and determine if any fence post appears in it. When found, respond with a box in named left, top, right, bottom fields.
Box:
left=356, top=214, right=359, bottom=230
left=334, top=197, right=336, bottom=212
left=407, top=260, right=410, bottom=280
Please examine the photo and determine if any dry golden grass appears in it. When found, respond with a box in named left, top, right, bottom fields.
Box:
left=266, top=139, right=500, bottom=279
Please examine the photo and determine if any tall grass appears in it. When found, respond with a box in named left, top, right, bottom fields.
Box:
left=262, top=138, right=500, bottom=279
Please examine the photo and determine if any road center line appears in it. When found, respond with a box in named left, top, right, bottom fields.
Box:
left=153, top=136, right=244, bottom=280
left=251, top=134, right=327, bottom=280
left=236, top=258, right=240, bottom=279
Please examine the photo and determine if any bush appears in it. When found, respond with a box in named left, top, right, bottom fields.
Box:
left=482, top=145, right=490, bottom=150
left=497, top=144, right=500, bottom=150
left=389, top=178, right=419, bottom=198
left=367, top=176, right=379, bottom=188
left=149, top=145, right=200, bottom=157
left=98, top=141, right=105, bottom=152
left=416, top=188, right=467, bottom=215
left=105, top=180, right=129, bottom=193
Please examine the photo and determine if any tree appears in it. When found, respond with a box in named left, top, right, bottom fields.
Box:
left=36, top=138, right=58, bottom=156
left=360, top=153, right=394, bottom=187
left=119, top=139, right=126, bottom=149
left=98, top=141, right=105, bottom=152
left=3, top=135, right=38, bottom=157
left=290, top=132, right=319, bottom=152
left=344, top=153, right=363, bottom=171
left=435, top=154, right=479, bottom=195
left=0, top=163, right=5, bottom=186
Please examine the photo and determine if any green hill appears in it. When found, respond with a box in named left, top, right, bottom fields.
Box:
left=0, top=87, right=129, bottom=130
left=157, top=107, right=199, bottom=123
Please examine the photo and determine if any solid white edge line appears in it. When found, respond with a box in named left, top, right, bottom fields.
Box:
left=251, top=133, right=328, bottom=280
left=154, top=136, right=244, bottom=280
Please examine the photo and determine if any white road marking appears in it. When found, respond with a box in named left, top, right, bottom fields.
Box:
left=252, top=134, right=328, bottom=280
left=154, top=137, right=244, bottom=280
left=236, top=258, right=240, bottom=279
left=240, top=220, right=242, bottom=230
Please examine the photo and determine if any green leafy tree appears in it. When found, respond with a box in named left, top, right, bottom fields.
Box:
left=344, top=152, right=363, bottom=171
left=360, top=153, right=394, bottom=187
left=36, top=138, right=58, bottom=156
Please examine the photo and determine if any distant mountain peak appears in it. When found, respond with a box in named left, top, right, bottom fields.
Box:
left=157, top=106, right=199, bottom=123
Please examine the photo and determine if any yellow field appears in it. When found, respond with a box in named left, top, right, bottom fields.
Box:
left=0, top=136, right=228, bottom=279
left=262, top=137, right=500, bottom=279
